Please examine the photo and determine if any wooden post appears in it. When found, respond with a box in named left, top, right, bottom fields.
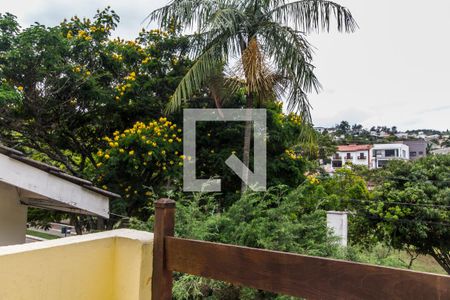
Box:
left=152, top=198, right=175, bottom=300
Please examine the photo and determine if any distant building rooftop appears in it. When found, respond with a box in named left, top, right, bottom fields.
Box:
left=337, top=144, right=371, bottom=152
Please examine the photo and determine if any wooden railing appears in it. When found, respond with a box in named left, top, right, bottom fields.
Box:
left=152, top=199, right=450, bottom=299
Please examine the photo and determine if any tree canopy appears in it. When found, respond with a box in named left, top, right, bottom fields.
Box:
left=0, top=8, right=191, bottom=175
left=355, top=155, right=450, bottom=274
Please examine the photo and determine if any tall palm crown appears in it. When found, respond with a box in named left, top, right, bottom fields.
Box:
left=150, top=0, right=357, bottom=118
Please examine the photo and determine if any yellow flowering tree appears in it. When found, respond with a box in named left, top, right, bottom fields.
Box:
left=95, top=118, right=184, bottom=217
left=0, top=8, right=191, bottom=175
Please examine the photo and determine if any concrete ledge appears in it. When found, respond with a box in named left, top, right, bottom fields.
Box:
left=0, top=229, right=153, bottom=255
left=0, top=229, right=154, bottom=300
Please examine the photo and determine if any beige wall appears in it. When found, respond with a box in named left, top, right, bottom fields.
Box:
left=0, top=182, right=27, bottom=246
left=0, top=229, right=153, bottom=300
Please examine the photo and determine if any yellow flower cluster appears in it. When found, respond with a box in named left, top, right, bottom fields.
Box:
left=125, top=72, right=136, bottom=81
left=285, top=149, right=301, bottom=160
left=115, top=72, right=136, bottom=100
left=115, top=83, right=131, bottom=99
left=149, top=29, right=169, bottom=37
left=275, top=100, right=283, bottom=109
left=77, top=30, right=92, bottom=41
left=71, top=65, right=91, bottom=77
left=111, top=37, right=144, bottom=53
left=142, top=57, right=151, bottom=64
left=112, top=53, right=123, bottom=61
left=306, top=174, right=320, bottom=185
left=97, top=118, right=184, bottom=172
left=89, top=25, right=110, bottom=33
left=126, top=40, right=144, bottom=53
left=288, top=113, right=302, bottom=125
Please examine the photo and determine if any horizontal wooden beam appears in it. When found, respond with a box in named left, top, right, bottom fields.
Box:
left=166, top=237, right=450, bottom=299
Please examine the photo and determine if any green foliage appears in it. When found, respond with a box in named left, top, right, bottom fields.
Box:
left=287, top=168, right=370, bottom=212
left=315, top=131, right=337, bottom=162
left=191, top=101, right=313, bottom=206
left=95, top=118, right=184, bottom=217
left=97, top=101, right=315, bottom=216
left=0, top=8, right=191, bottom=175
left=132, top=186, right=343, bottom=299
left=26, top=229, right=60, bottom=240
left=353, top=155, right=450, bottom=274
left=0, top=8, right=193, bottom=231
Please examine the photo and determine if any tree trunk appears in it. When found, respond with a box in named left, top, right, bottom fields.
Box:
left=97, top=217, right=105, bottom=231
left=405, top=248, right=419, bottom=269
left=430, top=249, right=450, bottom=275
left=241, top=93, right=254, bottom=192
left=71, top=214, right=83, bottom=235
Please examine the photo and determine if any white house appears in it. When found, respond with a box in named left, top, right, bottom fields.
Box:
left=331, top=144, right=371, bottom=170
left=371, top=143, right=409, bottom=168
left=395, top=132, right=409, bottom=139
left=0, top=144, right=119, bottom=246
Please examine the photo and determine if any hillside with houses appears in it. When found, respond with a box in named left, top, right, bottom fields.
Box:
left=317, top=121, right=450, bottom=172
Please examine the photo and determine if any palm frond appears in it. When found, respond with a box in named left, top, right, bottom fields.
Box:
left=203, top=7, right=246, bottom=34
left=148, top=0, right=225, bottom=32
left=165, top=41, right=225, bottom=113
left=269, top=0, right=358, bottom=33
left=297, top=123, right=319, bottom=157
left=258, top=22, right=321, bottom=120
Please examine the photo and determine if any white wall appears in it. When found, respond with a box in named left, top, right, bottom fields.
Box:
left=0, top=182, right=27, bottom=246
left=335, top=150, right=370, bottom=166
left=326, top=211, right=348, bottom=246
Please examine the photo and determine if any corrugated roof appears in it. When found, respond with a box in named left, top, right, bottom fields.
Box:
left=0, top=144, right=120, bottom=199
left=337, top=144, right=372, bottom=152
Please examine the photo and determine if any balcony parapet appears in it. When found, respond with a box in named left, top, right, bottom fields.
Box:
left=0, top=229, right=153, bottom=300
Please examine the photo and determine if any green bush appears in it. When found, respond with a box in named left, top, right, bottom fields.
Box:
left=132, top=186, right=342, bottom=299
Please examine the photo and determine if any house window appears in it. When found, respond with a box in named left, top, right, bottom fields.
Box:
left=419, top=151, right=424, bottom=155
left=332, top=161, right=343, bottom=168
left=346, top=153, right=352, bottom=159
left=385, top=149, right=396, bottom=157
left=410, top=151, right=417, bottom=157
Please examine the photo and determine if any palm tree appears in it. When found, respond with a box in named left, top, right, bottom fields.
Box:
left=150, top=0, right=357, bottom=190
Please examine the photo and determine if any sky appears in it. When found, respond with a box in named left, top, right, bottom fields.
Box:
left=1, top=0, right=449, bottom=131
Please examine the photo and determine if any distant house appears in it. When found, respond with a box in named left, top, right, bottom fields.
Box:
left=431, top=147, right=450, bottom=155
left=378, top=131, right=390, bottom=138
left=399, top=140, right=427, bottom=160
left=395, top=132, right=409, bottom=139
left=371, top=143, right=409, bottom=168
left=331, top=144, right=371, bottom=169
left=425, top=134, right=441, bottom=141
left=0, top=144, right=119, bottom=246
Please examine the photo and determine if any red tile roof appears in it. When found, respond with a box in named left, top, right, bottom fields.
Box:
left=337, top=144, right=371, bottom=152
